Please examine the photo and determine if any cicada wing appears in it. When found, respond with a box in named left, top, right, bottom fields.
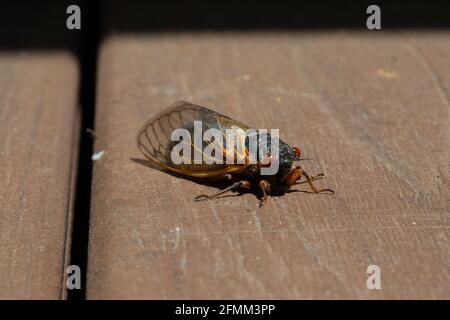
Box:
left=136, top=101, right=251, bottom=177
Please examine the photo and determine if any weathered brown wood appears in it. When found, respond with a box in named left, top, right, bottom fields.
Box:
left=0, top=52, right=79, bottom=299
left=87, top=32, right=450, bottom=299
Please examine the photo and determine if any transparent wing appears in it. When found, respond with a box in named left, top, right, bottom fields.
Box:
left=136, top=101, right=251, bottom=178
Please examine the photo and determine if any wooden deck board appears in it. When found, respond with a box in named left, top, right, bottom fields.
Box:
left=0, top=52, right=79, bottom=299
left=86, top=31, right=450, bottom=299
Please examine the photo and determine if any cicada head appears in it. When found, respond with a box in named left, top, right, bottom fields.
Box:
left=273, top=141, right=300, bottom=181
left=256, top=135, right=298, bottom=181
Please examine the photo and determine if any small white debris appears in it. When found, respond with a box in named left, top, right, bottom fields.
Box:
left=92, top=150, right=105, bottom=161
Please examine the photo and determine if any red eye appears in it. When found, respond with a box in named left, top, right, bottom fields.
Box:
left=293, top=147, right=301, bottom=158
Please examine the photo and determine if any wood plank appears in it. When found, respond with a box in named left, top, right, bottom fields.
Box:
left=87, top=32, right=450, bottom=299
left=0, top=52, right=79, bottom=299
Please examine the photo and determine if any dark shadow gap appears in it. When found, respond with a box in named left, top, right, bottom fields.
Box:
left=68, top=0, right=100, bottom=300
left=0, top=1, right=80, bottom=51
left=101, top=0, right=450, bottom=33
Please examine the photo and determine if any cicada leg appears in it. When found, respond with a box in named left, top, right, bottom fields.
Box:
left=301, top=169, right=334, bottom=194
left=258, top=180, right=271, bottom=207
left=284, top=166, right=334, bottom=194
left=296, top=172, right=325, bottom=185
left=194, top=180, right=251, bottom=201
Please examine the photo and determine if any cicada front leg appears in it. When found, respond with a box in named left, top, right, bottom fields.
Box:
left=296, top=172, right=325, bottom=185
left=284, top=166, right=334, bottom=194
left=302, top=169, right=334, bottom=194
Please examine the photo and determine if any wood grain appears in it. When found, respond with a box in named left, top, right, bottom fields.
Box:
left=0, top=52, right=79, bottom=299
left=87, top=32, right=450, bottom=299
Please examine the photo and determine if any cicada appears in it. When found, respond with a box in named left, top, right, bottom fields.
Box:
left=136, top=101, right=333, bottom=206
